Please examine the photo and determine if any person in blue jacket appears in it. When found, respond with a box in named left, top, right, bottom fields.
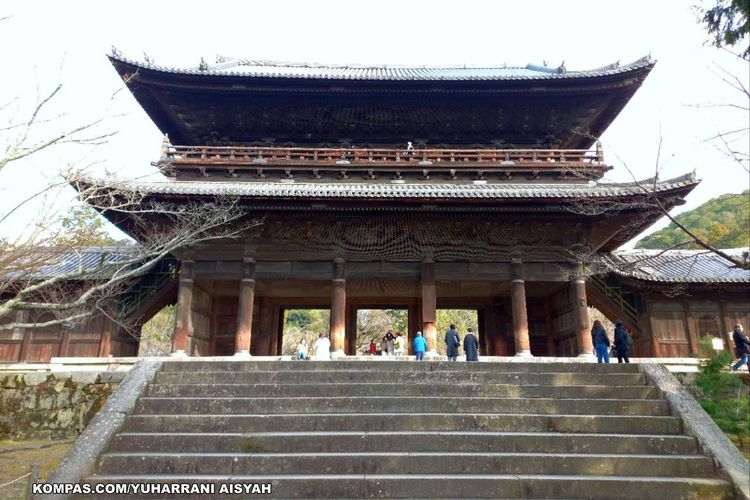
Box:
left=413, top=331, right=427, bottom=361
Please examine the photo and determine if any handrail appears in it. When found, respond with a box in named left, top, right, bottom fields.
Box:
left=163, top=144, right=603, bottom=166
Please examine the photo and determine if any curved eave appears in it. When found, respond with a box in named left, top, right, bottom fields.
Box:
left=108, top=53, right=654, bottom=82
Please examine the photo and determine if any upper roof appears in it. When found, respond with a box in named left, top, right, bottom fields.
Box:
left=108, top=52, right=655, bottom=149
left=610, top=248, right=750, bottom=283
left=109, top=51, right=650, bottom=81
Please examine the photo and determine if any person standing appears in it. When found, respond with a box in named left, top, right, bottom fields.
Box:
left=394, top=333, right=406, bottom=356
left=590, top=319, right=610, bottom=364
left=384, top=329, right=396, bottom=356
left=445, top=324, right=460, bottom=362
left=731, top=323, right=750, bottom=372
left=463, top=327, right=479, bottom=362
left=413, top=331, right=427, bottom=361
left=313, top=334, right=331, bottom=361
left=296, top=339, right=308, bottom=360
left=369, top=339, right=377, bottom=356
left=612, top=319, right=630, bottom=364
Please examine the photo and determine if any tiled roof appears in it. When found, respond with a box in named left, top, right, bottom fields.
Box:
left=109, top=52, right=653, bottom=81
left=13, top=247, right=139, bottom=280
left=81, top=172, right=697, bottom=200
left=609, top=249, right=750, bottom=283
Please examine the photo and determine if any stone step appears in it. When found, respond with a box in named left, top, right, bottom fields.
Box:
left=146, top=382, right=659, bottom=399
left=111, top=431, right=699, bottom=455
left=159, top=360, right=642, bottom=373
left=96, top=452, right=715, bottom=477
left=79, top=475, right=735, bottom=499
left=153, top=370, right=647, bottom=386
left=134, top=396, right=669, bottom=416
left=122, top=413, right=683, bottom=435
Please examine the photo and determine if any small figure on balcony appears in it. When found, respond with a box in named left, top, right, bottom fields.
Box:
left=405, top=141, right=414, bottom=156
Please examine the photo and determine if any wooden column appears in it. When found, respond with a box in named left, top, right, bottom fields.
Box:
left=570, top=263, right=593, bottom=356
left=345, top=303, right=357, bottom=355
left=329, top=258, right=346, bottom=356
left=172, top=260, right=194, bottom=355
left=98, top=310, right=112, bottom=357
left=510, top=260, right=532, bottom=357
left=544, top=298, right=556, bottom=357
left=682, top=301, right=699, bottom=355
left=16, top=311, right=30, bottom=362
left=59, top=329, right=71, bottom=357
left=421, top=260, right=437, bottom=355
left=718, top=300, right=732, bottom=350
left=235, top=258, right=256, bottom=357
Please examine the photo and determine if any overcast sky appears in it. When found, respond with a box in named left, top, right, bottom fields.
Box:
left=1, top=0, right=748, bottom=245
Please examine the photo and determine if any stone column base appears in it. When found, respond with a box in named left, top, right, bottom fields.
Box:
left=233, top=350, right=252, bottom=359
left=514, top=350, right=533, bottom=357
left=331, top=349, right=347, bottom=359
left=424, top=350, right=440, bottom=359
left=170, top=350, right=189, bottom=359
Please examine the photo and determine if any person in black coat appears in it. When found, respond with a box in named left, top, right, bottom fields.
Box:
left=590, top=319, right=610, bottom=364
left=463, top=328, right=479, bottom=361
left=444, top=324, right=460, bottom=361
left=612, top=319, right=630, bottom=364
left=731, top=323, right=750, bottom=372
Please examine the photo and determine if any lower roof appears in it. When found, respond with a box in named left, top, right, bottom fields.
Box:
left=80, top=172, right=698, bottom=201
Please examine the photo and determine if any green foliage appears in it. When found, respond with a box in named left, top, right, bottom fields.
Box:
left=279, top=308, right=478, bottom=355
left=281, top=309, right=330, bottom=355
left=139, top=305, right=175, bottom=356
left=699, top=0, right=750, bottom=58
left=636, top=191, right=749, bottom=249
left=693, top=336, right=750, bottom=455
left=57, top=205, right=121, bottom=247
left=436, top=309, right=479, bottom=356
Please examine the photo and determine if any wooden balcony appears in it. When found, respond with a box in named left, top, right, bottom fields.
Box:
left=157, top=142, right=611, bottom=182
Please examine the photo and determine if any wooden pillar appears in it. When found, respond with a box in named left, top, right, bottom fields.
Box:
left=421, top=260, right=437, bottom=355
left=570, top=263, right=593, bottom=356
left=345, top=303, right=357, bottom=355
left=510, top=260, right=531, bottom=357
left=682, top=301, right=699, bottom=355
left=330, top=258, right=346, bottom=356
left=718, top=300, right=732, bottom=350
left=407, top=302, right=420, bottom=355
left=544, top=298, right=556, bottom=357
left=16, top=311, right=30, bottom=363
left=235, top=258, right=256, bottom=357
left=98, top=310, right=112, bottom=357
left=172, top=260, right=194, bottom=355
left=59, top=328, right=71, bottom=357
left=257, top=297, right=272, bottom=356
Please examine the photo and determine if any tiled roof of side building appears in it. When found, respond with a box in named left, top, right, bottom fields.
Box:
left=609, top=248, right=750, bottom=283
left=4, top=246, right=142, bottom=281
left=78, top=172, right=698, bottom=200
left=109, top=52, right=653, bottom=81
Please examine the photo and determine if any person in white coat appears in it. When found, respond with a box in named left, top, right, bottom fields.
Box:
left=313, top=334, right=331, bottom=361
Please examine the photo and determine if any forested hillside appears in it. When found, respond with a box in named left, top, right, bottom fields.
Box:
left=636, top=190, right=749, bottom=249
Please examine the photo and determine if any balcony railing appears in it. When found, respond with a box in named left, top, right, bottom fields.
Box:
left=157, top=141, right=609, bottom=181
left=162, top=144, right=604, bottom=167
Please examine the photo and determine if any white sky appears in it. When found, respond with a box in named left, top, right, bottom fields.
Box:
left=1, top=0, right=748, bottom=245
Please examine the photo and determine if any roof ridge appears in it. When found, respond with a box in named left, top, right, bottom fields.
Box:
left=107, top=50, right=654, bottom=80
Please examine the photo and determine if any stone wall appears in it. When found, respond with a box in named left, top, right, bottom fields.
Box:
left=0, top=371, right=124, bottom=439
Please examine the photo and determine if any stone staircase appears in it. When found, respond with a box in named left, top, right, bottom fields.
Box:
left=81, top=361, right=736, bottom=499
